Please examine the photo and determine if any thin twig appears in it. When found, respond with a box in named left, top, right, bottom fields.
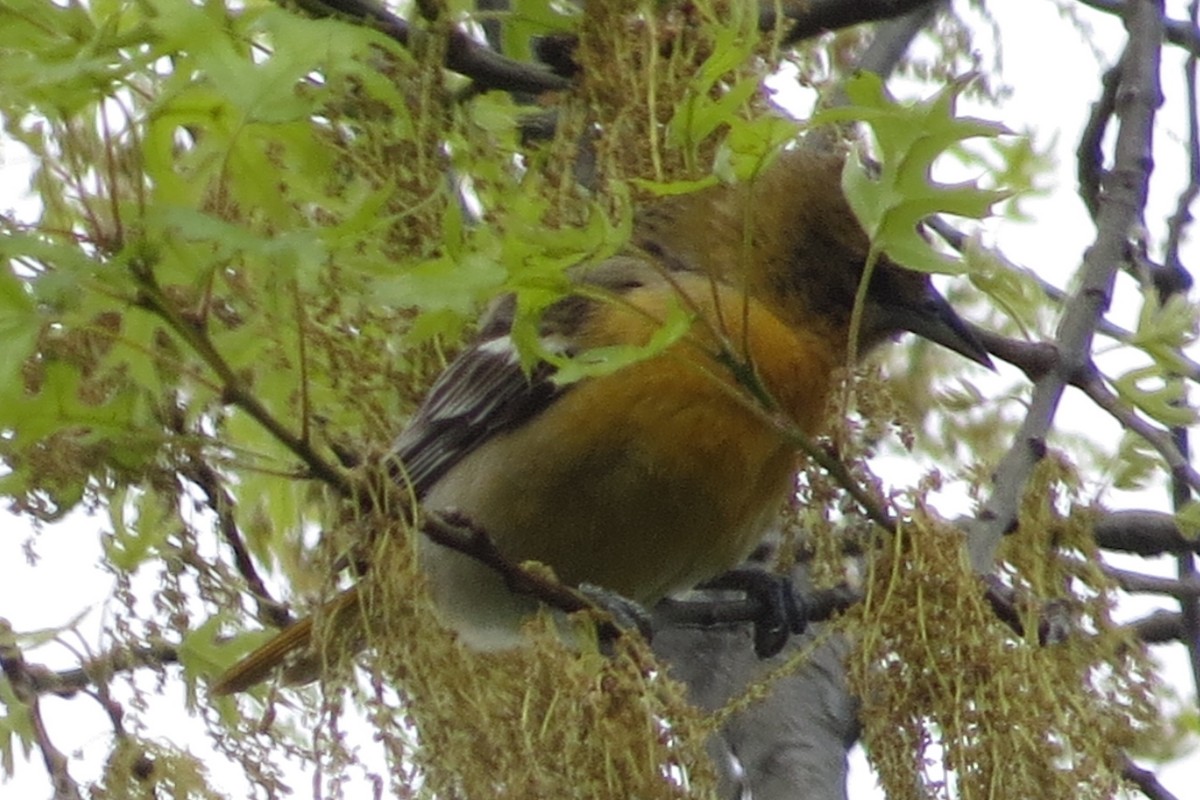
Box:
left=419, top=511, right=624, bottom=642
left=783, top=425, right=898, bottom=532
left=928, top=217, right=1200, bottom=382
left=1104, top=564, right=1200, bottom=597
left=1163, top=0, right=1200, bottom=713
left=0, top=622, right=84, bottom=800
left=1078, top=60, right=1123, bottom=220
left=180, top=459, right=293, bottom=628
left=1162, top=1, right=1200, bottom=290
left=129, top=260, right=354, bottom=496
left=5, top=642, right=181, bottom=698
left=1123, top=757, right=1183, bottom=800
left=1074, top=363, right=1200, bottom=493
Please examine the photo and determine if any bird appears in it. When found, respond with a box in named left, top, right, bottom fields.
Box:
left=210, top=146, right=991, bottom=695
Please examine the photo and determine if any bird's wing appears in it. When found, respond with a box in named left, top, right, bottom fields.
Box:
left=387, top=256, right=673, bottom=497
left=387, top=328, right=565, bottom=497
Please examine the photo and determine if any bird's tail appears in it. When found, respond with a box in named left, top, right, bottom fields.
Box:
left=210, top=585, right=361, bottom=695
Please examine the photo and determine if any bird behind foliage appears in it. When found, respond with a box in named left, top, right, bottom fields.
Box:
left=211, top=146, right=990, bottom=695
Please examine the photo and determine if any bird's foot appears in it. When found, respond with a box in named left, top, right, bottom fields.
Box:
left=577, top=583, right=655, bottom=646
left=699, top=568, right=807, bottom=658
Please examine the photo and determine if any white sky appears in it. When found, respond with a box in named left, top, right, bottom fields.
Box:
left=1, top=1, right=1198, bottom=798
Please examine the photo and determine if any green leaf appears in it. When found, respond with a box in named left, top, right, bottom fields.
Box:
left=372, top=252, right=506, bottom=315
left=964, top=240, right=1044, bottom=339
left=1175, top=501, right=1200, bottom=541
left=1111, top=366, right=1195, bottom=428
left=813, top=72, right=1012, bottom=273
left=178, top=615, right=246, bottom=679
left=1, top=610, right=91, bottom=650
left=104, top=487, right=173, bottom=572
left=714, top=115, right=803, bottom=184
left=665, top=18, right=760, bottom=165
left=0, top=677, right=36, bottom=776
left=1131, top=292, right=1199, bottom=375
left=0, top=267, right=40, bottom=388
left=1110, top=430, right=1162, bottom=492
left=152, top=205, right=328, bottom=290
left=549, top=301, right=691, bottom=385
left=7, top=361, right=136, bottom=442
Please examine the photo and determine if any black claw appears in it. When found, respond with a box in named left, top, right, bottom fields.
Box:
left=700, top=569, right=808, bottom=659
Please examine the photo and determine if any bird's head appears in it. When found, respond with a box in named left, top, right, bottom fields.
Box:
left=633, top=147, right=992, bottom=368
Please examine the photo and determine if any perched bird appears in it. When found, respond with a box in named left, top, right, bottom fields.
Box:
left=211, top=147, right=990, bottom=694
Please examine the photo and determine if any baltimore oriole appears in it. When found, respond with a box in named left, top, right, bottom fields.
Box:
left=211, top=147, right=991, bottom=694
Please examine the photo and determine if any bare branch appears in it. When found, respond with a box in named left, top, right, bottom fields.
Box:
left=1161, top=1, right=1199, bottom=294
left=1078, top=61, right=1123, bottom=220
left=1130, top=608, right=1186, bottom=643
left=1105, top=564, right=1200, bottom=597
left=180, top=459, right=293, bottom=628
left=288, top=0, right=571, bottom=94
left=291, top=0, right=953, bottom=100
left=928, top=217, right=1200, bottom=382
left=1123, top=757, right=1183, bottom=800
left=769, top=0, right=945, bottom=45
left=1149, top=0, right=1200, bottom=716
left=972, top=328, right=1059, bottom=379
left=1074, top=364, right=1200, bottom=493
left=1094, top=510, right=1200, bottom=555
left=1078, top=0, right=1200, bottom=57
left=974, top=1, right=1165, bottom=560
left=15, top=643, right=182, bottom=698
left=419, top=511, right=625, bottom=642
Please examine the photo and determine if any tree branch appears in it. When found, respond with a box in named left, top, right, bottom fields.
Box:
left=973, top=0, right=1165, bottom=561
left=928, top=216, right=1200, bottom=383
left=289, top=0, right=952, bottom=100
left=287, top=0, right=571, bottom=94
left=1094, top=510, right=1200, bottom=555
left=1130, top=608, right=1185, bottom=643
left=1160, top=0, right=1199, bottom=295
left=129, top=260, right=355, bottom=497
left=1078, top=0, right=1200, bottom=56
left=1161, top=0, right=1200, bottom=712
left=0, top=622, right=85, bottom=800
left=1123, top=757, right=1183, bottom=800
left=1105, top=564, right=1200, bottom=597
left=768, top=0, right=945, bottom=45
left=0, top=639, right=180, bottom=698
left=419, top=511, right=625, bottom=642
left=180, top=459, right=293, bottom=628
left=1074, top=364, right=1200, bottom=494
left=1078, top=60, right=1123, bottom=220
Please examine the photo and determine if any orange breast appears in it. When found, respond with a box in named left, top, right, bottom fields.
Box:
left=423, top=275, right=843, bottom=612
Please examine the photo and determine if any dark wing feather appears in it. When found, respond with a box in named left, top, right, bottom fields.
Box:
left=387, top=334, right=565, bottom=498
left=388, top=257, right=660, bottom=498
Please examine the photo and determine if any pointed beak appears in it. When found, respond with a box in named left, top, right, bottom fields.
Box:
left=886, top=284, right=994, bottom=369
